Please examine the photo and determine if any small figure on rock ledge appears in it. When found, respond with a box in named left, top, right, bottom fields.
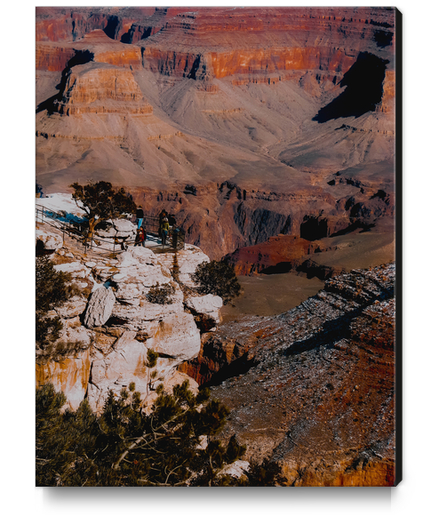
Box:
left=160, top=217, right=169, bottom=246
left=136, top=205, right=144, bottom=229
left=134, top=227, right=146, bottom=247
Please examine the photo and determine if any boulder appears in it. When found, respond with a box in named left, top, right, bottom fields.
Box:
left=59, top=317, right=92, bottom=349
left=54, top=261, right=90, bottom=279
left=100, top=218, right=136, bottom=239
left=156, top=246, right=210, bottom=287
left=113, top=258, right=170, bottom=287
left=55, top=296, right=87, bottom=319
left=83, top=285, right=116, bottom=328
left=150, top=312, right=201, bottom=361
left=112, top=282, right=184, bottom=328
left=85, top=331, right=199, bottom=413
left=186, top=294, right=223, bottom=317
left=36, top=212, right=220, bottom=415
left=119, top=246, right=158, bottom=266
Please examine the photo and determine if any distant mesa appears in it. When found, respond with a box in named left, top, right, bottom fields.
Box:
left=38, top=61, right=153, bottom=116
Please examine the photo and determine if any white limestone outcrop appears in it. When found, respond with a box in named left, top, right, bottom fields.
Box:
left=36, top=212, right=221, bottom=414
left=36, top=228, right=63, bottom=251
left=186, top=294, right=223, bottom=325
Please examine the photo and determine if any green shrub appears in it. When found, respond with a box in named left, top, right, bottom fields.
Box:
left=36, top=256, right=73, bottom=348
left=192, top=260, right=241, bottom=304
left=146, top=282, right=175, bottom=304
left=70, top=181, right=136, bottom=242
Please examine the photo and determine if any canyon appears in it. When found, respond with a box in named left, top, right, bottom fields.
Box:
left=35, top=195, right=397, bottom=485
left=35, top=7, right=398, bottom=487
left=36, top=6, right=396, bottom=264
left=181, top=263, right=396, bottom=485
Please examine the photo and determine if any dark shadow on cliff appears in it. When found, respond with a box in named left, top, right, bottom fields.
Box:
left=261, top=262, right=293, bottom=275
left=313, top=52, right=389, bottom=123
left=201, top=354, right=257, bottom=388
left=104, top=15, right=120, bottom=39
left=279, top=280, right=394, bottom=359
left=36, top=50, right=94, bottom=114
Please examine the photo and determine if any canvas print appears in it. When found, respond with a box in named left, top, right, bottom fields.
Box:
left=35, top=6, right=400, bottom=486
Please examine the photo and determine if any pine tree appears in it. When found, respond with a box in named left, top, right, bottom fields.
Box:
left=70, top=181, right=136, bottom=243
left=36, top=381, right=248, bottom=487
left=192, top=260, right=241, bottom=304
left=36, top=255, right=73, bottom=349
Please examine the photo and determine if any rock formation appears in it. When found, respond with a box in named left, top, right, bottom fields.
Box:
left=34, top=7, right=399, bottom=485
left=181, top=263, right=396, bottom=485
left=52, top=63, right=152, bottom=116
left=36, top=6, right=397, bottom=269
left=83, top=285, right=116, bottom=328
left=225, top=234, right=324, bottom=276
left=35, top=196, right=223, bottom=413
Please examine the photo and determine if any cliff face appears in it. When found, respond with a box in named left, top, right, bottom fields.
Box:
left=52, top=63, right=152, bottom=116
left=36, top=6, right=397, bottom=266
left=36, top=7, right=157, bottom=43
left=138, top=7, right=394, bottom=83
left=36, top=30, right=143, bottom=72
left=35, top=195, right=223, bottom=414
left=181, top=263, right=396, bottom=486
left=225, top=235, right=321, bottom=276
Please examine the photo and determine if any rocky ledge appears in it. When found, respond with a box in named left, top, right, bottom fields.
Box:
left=181, top=262, right=397, bottom=486
left=36, top=211, right=221, bottom=414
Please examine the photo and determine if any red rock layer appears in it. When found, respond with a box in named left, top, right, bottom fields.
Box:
left=36, top=30, right=143, bottom=72
left=208, top=47, right=355, bottom=80
left=377, top=69, right=396, bottom=114
left=36, top=8, right=108, bottom=42
left=36, top=6, right=193, bottom=43
left=36, top=43, right=77, bottom=72
left=36, top=7, right=152, bottom=42
left=140, top=7, right=395, bottom=82
left=226, top=235, right=323, bottom=276
left=74, top=30, right=142, bottom=69
left=36, top=7, right=395, bottom=87
left=198, top=264, right=397, bottom=486
left=54, top=63, right=152, bottom=116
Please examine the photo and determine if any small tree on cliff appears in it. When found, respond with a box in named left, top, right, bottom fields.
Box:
left=36, top=255, right=73, bottom=348
left=192, top=260, right=241, bottom=305
left=70, top=181, right=136, bottom=242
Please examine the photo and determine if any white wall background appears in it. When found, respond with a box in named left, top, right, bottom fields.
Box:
left=2, top=1, right=428, bottom=514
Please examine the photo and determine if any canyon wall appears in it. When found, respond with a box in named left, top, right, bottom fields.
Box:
left=52, top=63, right=152, bottom=116
left=138, top=7, right=394, bottom=83
left=36, top=6, right=397, bottom=265
left=34, top=8, right=398, bottom=486
left=181, top=263, right=396, bottom=485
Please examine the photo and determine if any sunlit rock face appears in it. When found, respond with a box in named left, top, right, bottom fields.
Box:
left=35, top=206, right=222, bottom=414
left=36, top=30, right=143, bottom=72
left=50, top=63, right=153, bottom=116
left=36, top=6, right=396, bottom=268
left=138, top=7, right=394, bottom=83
